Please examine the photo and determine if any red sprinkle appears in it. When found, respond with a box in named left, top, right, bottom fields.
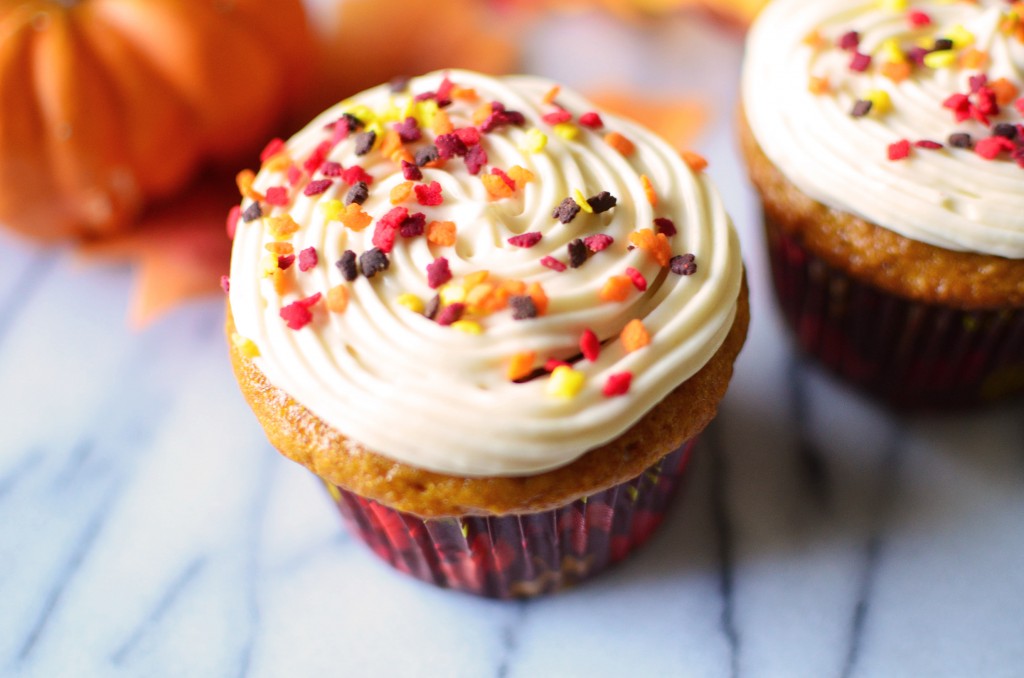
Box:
left=887, top=139, right=911, bottom=161
left=298, top=247, right=318, bottom=272
left=280, top=292, right=322, bottom=330
left=1016, top=98, right=1024, bottom=116
left=415, top=180, right=444, bottom=206
left=372, top=208, right=402, bottom=253
left=914, top=140, right=943, bottom=150
left=339, top=165, right=374, bottom=186
left=266, top=186, right=289, bottom=206
left=260, top=138, right=286, bottom=162
left=219, top=275, right=230, bottom=294
left=907, top=9, right=931, bottom=28
left=303, top=179, right=333, bottom=196
left=545, top=359, right=570, bottom=372
left=975, top=136, right=1015, bottom=160
left=491, top=167, right=515, bottom=190
left=226, top=205, right=240, bottom=240
left=580, top=329, right=600, bottom=362
left=625, top=267, right=648, bottom=291
left=540, top=256, right=567, bottom=272
left=838, top=30, right=860, bottom=51
left=542, top=109, right=573, bottom=125
left=578, top=111, right=603, bottom=129
left=277, top=254, right=295, bottom=270
left=427, top=257, right=452, bottom=288
left=436, top=303, right=465, bottom=326
left=455, top=126, right=482, bottom=146
left=583, top=234, right=614, bottom=252
left=286, top=165, right=303, bottom=186
left=303, top=141, right=332, bottom=174
left=603, top=372, right=632, bottom=397
left=508, top=232, right=543, bottom=248
left=850, top=52, right=872, bottom=72
left=402, top=160, right=423, bottom=181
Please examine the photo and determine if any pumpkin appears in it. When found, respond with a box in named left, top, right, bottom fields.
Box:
left=0, top=0, right=312, bottom=241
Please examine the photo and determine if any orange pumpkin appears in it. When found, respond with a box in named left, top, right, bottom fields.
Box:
left=0, top=0, right=312, bottom=241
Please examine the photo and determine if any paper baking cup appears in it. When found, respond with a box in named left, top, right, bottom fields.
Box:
left=323, top=439, right=696, bottom=598
left=765, top=217, right=1024, bottom=408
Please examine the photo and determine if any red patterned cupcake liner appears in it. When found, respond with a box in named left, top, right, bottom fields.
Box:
left=765, top=218, right=1024, bottom=408
left=323, top=439, right=696, bottom=598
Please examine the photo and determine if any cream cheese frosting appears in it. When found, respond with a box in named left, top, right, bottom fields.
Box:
left=743, top=0, right=1024, bottom=258
left=228, top=70, right=743, bottom=477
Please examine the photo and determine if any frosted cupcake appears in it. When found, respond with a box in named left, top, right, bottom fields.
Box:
left=227, top=70, right=748, bottom=597
left=741, top=0, right=1024, bottom=408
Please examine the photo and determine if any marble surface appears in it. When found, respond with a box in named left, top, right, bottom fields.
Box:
left=3, top=9, right=1024, bottom=678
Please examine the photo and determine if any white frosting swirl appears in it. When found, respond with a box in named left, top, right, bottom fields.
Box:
left=229, top=70, right=743, bottom=477
left=743, top=0, right=1024, bottom=258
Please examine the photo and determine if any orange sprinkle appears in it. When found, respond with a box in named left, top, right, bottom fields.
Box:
left=451, top=85, right=478, bottom=102
left=466, top=282, right=497, bottom=312
left=599, top=275, right=632, bottom=302
left=507, top=165, right=535, bottom=186
left=990, top=77, right=1019, bottom=105
left=604, top=131, right=635, bottom=156
left=340, top=204, right=372, bottom=231
left=390, top=181, right=414, bottom=204
left=507, top=351, right=537, bottom=381
left=959, top=48, right=989, bottom=70
left=621, top=319, right=650, bottom=353
left=380, top=129, right=405, bottom=162
left=542, top=85, right=561, bottom=105
left=629, top=229, right=672, bottom=267
left=264, top=242, right=294, bottom=255
left=473, top=102, right=494, bottom=126
left=681, top=150, right=708, bottom=172
left=803, top=29, right=826, bottom=48
left=641, top=174, right=658, bottom=206
left=881, top=61, right=911, bottom=83
left=263, top=153, right=292, bottom=173
left=432, top=109, right=454, bottom=135
left=427, top=220, right=457, bottom=246
left=236, top=169, right=264, bottom=201
left=326, top=284, right=350, bottom=313
left=808, top=75, right=830, bottom=94
left=482, top=173, right=515, bottom=200
left=267, top=215, right=300, bottom=240
left=527, top=282, right=548, bottom=316
left=271, top=268, right=289, bottom=296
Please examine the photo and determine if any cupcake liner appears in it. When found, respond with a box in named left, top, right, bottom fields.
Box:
left=323, top=438, right=697, bottom=598
left=765, top=217, right=1024, bottom=408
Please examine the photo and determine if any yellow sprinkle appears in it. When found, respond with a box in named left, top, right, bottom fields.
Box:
left=346, top=105, right=376, bottom=125
left=574, top=189, right=593, bottom=213
left=322, top=199, right=344, bottom=222
left=396, top=293, right=425, bottom=314
left=259, top=253, right=280, bottom=277
left=440, top=284, right=466, bottom=305
left=641, top=174, right=658, bottom=206
left=380, top=100, right=403, bottom=123
left=864, top=89, right=892, bottom=115
left=415, top=99, right=440, bottom=128
left=519, top=128, right=548, bottom=154
left=947, top=24, right=975, bottom=48
left=546, top=365, right=585, bottom=399
left=400, top=97, right=417, bottom=120
left=923, top=49, right=956, bottom=69
left=553, top=123, right=579, bottom=141
left=881, top=38, right=906, bottom=64
left=451, top=320, right=483, bottom=335
left=231, top=333, right=260, bottom=358
left=878, top=0, right=906, bottom=10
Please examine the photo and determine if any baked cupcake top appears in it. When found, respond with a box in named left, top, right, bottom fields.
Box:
left=743, top=0, right=1024, bottom=259
left=228, top=70, right=743, bottom=477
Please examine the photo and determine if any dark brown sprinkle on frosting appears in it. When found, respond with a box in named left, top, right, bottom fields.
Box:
left=949, top=132, right=974, bottom=149
left=354, top=130, right=377, bottom=156
left=345, top=181, right=369, bottom=205
left=241, top=202, right=262, bottom=223
left=359, top=248, right=389, bottom=278
left=509, top=295, right=538, bottom=320
left=586, top=191, right=617, bottom=213
left=851, top=99, right=873, bottom=118
left=336, top=250, right=358, bottom=281
left=567, top=239, right=588, bottom=268
left=670, top=253, right=697, bottom=276
left=552, top=197, right=581, bottom=224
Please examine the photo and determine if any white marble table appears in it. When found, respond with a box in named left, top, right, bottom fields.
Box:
left=3, top=9, right=1024, bottom=678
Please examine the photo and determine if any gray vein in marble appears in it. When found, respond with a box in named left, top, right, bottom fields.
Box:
left=841, top=418, right=905, bottom=678
left=789, top=354, right=831, bottom=508
left=0, top=447, right=42, bottom=500
left=236, top=456, right=277, bottom=678
left=706, top=421, right=740, bottom=678
left=52, top=439, right=95, bottom=487
left=0, top=253, right=57, bottom=350
left=495, top=600, right=528, bottom=678
left=111, top=556, right=208, bottom=665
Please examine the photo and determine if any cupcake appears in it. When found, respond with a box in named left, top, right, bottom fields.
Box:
left=227, top=70, right=748, bottom=597
left=741, top=0, right=1024, bottom=408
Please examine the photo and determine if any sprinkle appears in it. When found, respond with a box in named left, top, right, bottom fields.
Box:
left=509, top=295, right=538, bottom=320
left=654, top=217, right=677, bottom=237
left=304, top=179, right=332, bottom=197
left=887, top=139, right=911, bottom=160
left=547, top=366, right=585, bottom=399
left=226, top=206, right=241, bottom=238
left=298, top=247, right=317, bottom=272
left=681, top=150, right=708, bottom=172
left=399, top=212, right=426, bottom=237
left=542, top=109, right=573, bottom=125
left=390, top=181, right=414, bottom=205
left=266, top=186, right=289, bottom=206
left=621, top=319, right=650, bottom=353
left=553, top=123, right=579, bottom=140
left=508, top=232, right=542, bottom=248
left=340, top=204, right=373, bottom=231
left=424, top=295, right=441, bottom=320
left=670, top=253, right=697, bottom=275
left=975, top=136, right=1015, bottom=159
left=451, top=320, right=482, bottom=335
left=587, top=191, right=617, bottom=213
left=838, top=30, right=860, bottom=51
left=603, top=372, right=632, bottom=397
left=326, top=285, right=349, bottom=313
left=865, top=89, right=892, bottom=115
left=507, top=165, right=535, bottom=186
left=339, top=165, right=374, bottom=186
left=568, top=239, right=588, bottom=268
left=850, top=52, right=872, bottom=72
left=879, top=0, right=906, bottom=10
left=540, top=256, right=567, bottom=272
left=542, top=85, right=561, bottom=105
left=923, top=50, right=955, bottom=69
left=402, top=160, right=423, bottom=181
left=415, top=145, right=440, bottom=167
left=507, top=351, right=537, bottom=381
left=427, top=220, right=457, bottom=246
left=265, top=242, right=293, bottom=256
left=393, top=116, right=421, bottom=143
left=464, top=144, right=487, bottom=175
left=881, top=61, right=912, bottom=82
left=415, top=181, right=444, bottom=206
left=574, top=189, right=593, bottom=214
left=580, top=329, right=600, bottom=362
left=959, top=48, right=988, bottom=70
left=267, top=215, right=300, bottom=240
left=427, top=257, right=452, bottom=288
left=390, top=75, right=410, bottom=93
left=435, top=303, right=465, bottom=326
left=231, top=333, right=260, bottom=358
left=345, top=181, right=369, bottom=205
left=990, top=78, right=1019, bottom=106
left=277, top=254, right=295, bottom=270
left=994, top=123, right=1018, bottom=140
left=851, top=99, right=874, bottom=117
left=220, top=275, right=230, bottom=293
left=483, top=173, right=515, bottom=200
left=280, top=293, right=322, bottom=330
left=472, top=102, right=493, bottom=126
left=480, top=105, right=526, bottom=133
left=397, top=293, right=424, bottom=313
left=527, top=283, right=548, bottom=315
left=947, top=24, right=974, bottom=48
left=809, top=76, right=831, bottom=95
left=628, top=229, right=672, bottom=267
left=359, top=248, right=389, bottom=278
left=948, top=132, right=974, bottom=149
left=640, top=175, right=658, bottom=206
left=435, top=133, right=468, bottom=160
left=604, top=131, right=635, bottom=156
left=599, top=275, right=632, bottom=302
left=914, top=140, right=943, bottom=149
left=578, top=111, right=603, bottom=129
left=336, top=250, right=358, bottom=281
left=519, top=128, right=548, bottom=154
left=236, top=169, right=263, bottom=201
left=552, top=197, right=581, bottom=223
left=260, top=138, right=286, bottom=163
left=454, top=126, right=481, bottom=146
left=584, top=234, right=614, bottom=252
left=907, top=9, right=931, bottom=28
left=353, top=130, right=376, bottom=156
left=625, top=267, right=647, bottom=291
left=545, top=359, right=569, bottom=372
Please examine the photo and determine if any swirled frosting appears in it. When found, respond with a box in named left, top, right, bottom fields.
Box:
left=229, top=70, right=743, bottom=477
left=743, top=0, right=1024, bottom=258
